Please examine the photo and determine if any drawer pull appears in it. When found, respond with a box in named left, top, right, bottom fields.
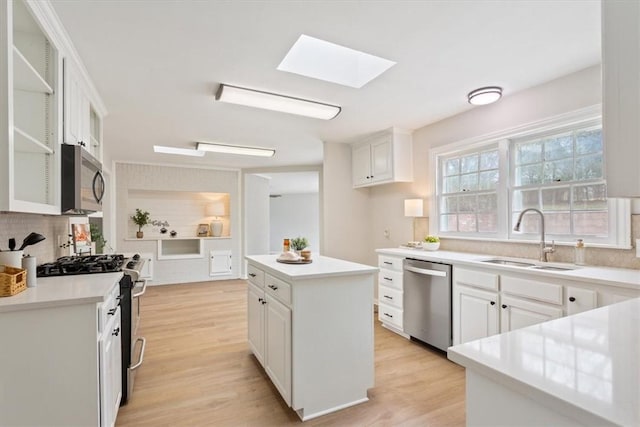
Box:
left=108, top=308, right=117, bottom=315
left=249, top=273, right=256, bottom=278
left=383, top=295, right=393, bottom=300
left=112, top=327, right=120, bottom=336
left=569, top=297, right=576, bottom=302
left=268, top=284, right=278, bottom=291
left=383, top=312, right=393, bottom=318
left=490, top=301, right=495, bottom=305
left=383, top=261, right=393, bottom=265
left=261, top=300, right=267, bottom=305
left=383, top=277, right=393, bottom=281
left=258, top=298, right=263, bottom=303
left=502, top=304, right=508, bottom=309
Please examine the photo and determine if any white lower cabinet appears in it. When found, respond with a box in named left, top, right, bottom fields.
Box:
left=377, top=255, right=406, bottom=336
left=247, top=282, right=266, bottom=365
left=454, top=285, right=499, bottom=345
left=500, top=294, right=563, bottom=333
left=264, top=294, right=292, bottom=405
left=99, top=304, right=122, bottom=427
left=565, top=286, right=597, bottom=315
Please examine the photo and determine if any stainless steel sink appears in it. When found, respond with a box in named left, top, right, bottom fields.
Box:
left=529, top=265, right=575, bottom=271
left=481, top=259, right=536, bottom=267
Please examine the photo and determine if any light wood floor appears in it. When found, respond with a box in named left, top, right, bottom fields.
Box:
left=116, top=280, right=466, bottom=426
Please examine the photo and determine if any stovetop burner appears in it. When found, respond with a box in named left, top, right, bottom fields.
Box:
left=37, top=254, right=126, bottom=277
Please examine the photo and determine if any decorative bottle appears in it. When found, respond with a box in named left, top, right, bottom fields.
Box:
left=574, top=239, right=585, bottom=265
left=283, top=238, right=290, bottom=253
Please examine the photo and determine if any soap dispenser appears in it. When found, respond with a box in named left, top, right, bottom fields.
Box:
left=574, top=239, right=585, bottom=265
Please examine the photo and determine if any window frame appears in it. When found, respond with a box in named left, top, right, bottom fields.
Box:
left=429, top=105, right=631, bottom=249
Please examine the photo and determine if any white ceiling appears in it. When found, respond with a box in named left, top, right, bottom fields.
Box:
left=50, top=0, right=601, bottom=170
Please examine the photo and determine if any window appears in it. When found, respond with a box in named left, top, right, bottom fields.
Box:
left=432, top=109, right=630, bottom=248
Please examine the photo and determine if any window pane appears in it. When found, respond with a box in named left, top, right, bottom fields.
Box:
left=444, top=158, right=459, bottom=176
left=573, top=184, right=607, bottom=210
left=460, top=173, right=478, bottom=192
left=443, top=176, right=460, bottom=193
left=545, top=212, right=571, bottom=234
left=543, top=159, right=573, bottom=182
left=461, top=154, right=479, bottom=174
left=542, top=187, right=570, bottom=211
left=513, top=189, right=539, bottom=211
left=515, top=164, right=543, bottom=185
left=478, top=213, right=498, bottom=232
left=575, top=154, right=603, bottom=180
left=516, top=141, right=542, bottom=165
left=544, top=134, right=573, bottom=161
left=513, top=212, right=541, bottom=234
left=458, top=214, right=477, bottom=232
left=458, top=195, right=477, bottom=212
left=479, top=170, right=499, bottom=190
left=441, top=196, right=458, bottom=214
left=574, top=212, right=608, bottom=235
left=440, top=214, right=457, bottom=232
left=480, top=150, right=499, bottom=170
left=576, top=129, right=602, bottom=155
left=478, top=193, right=497, bottom=212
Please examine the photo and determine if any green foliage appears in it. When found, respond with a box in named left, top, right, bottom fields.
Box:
left=131, top=208, right=151, bottom=231
left=424, top=235, right=440, bottom=243
left=290, top=236, right=309, bottom=251
left=89, top=224, right=107, bottom=252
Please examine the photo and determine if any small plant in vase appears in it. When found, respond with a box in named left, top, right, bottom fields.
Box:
left=290, top=237, right=309, bottom=254
left=422, top=235, right=440, bottom=251
left=131, top=209, right=151, bottom=238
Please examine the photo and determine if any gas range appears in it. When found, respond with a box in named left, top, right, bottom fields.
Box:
left=37, top=254, right=126, bottom=277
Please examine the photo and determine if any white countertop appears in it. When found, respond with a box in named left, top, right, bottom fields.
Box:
left=376, top=248, right=640, bottom=290
left=448, top=297, right=640, bottom=426
left=246, top=254, right=378, bottom=281
left=0, top=272, right=123, bottom=313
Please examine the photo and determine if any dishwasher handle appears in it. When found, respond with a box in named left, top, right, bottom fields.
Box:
left=404, top=265, right=447, bottom=277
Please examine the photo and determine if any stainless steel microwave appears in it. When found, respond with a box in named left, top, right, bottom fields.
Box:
left=61, top=144, right=104, bottom=214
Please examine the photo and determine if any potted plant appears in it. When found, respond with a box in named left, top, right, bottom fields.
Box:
left=422, top=235, right=440, bottom=251
left=131, top=208, right=151, bottom=238
left=89, top=224, right=107, bottom=254
left=290, top=237, right=309, bottom=254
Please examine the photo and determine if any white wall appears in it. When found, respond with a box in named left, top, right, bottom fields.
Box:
left=244, top=174, right=270, bottom=256
left=269, top=193, right=320, bottom=254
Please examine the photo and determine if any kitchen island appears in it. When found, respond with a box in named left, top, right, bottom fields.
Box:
left=448, top=298, right=640, bottom=427
left=245, top=254, right=377, bottom=421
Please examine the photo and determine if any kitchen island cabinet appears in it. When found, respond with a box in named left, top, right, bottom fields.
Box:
left=246, top=254, right=377, bottom=421
left=0, top=272, right=123, bottom=426
left=448, top=298, right=640, bottom=427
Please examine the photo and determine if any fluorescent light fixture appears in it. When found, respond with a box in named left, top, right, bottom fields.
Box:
left=197, top=142, right=275, bottom=157
left=153, top=145, right=205, bottom=157
left=277, top=34, right=396, bottom=88
left=467, top=86, right=503, bottom=105
left=215, top=84, right=340, bottom=120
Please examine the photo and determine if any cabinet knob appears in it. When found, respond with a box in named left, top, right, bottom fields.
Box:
left=261, top=300, right=267, bottom=305
left=108, top=308, right=117, bottom=315
left=268, top=284, right=278, bottom=291
left=249, top=273, right=256, bottom=278
left=501, top=304, right=507, bottom=309
left=569, top=297, right=576, bottom=302
left=112, top=327, right=120, bottom=336
left=490, top=301, right=495, bottom=305
left=258, top=298, right=263, bottom=303
left=366, top=176, right=371, bottom=179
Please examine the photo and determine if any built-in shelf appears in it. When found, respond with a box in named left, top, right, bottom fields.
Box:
left=157, top=238, right=204, bottom=260
left=124, top=236, right=231, bottom=242
left=13, top=45, right=53, bottom=94
left=14, top=127, right=53, bottom=154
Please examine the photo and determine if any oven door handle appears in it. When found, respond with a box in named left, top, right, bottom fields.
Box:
left=132, top=279, right=147, bottom=298
left=130, top=337, right=146, bottom=371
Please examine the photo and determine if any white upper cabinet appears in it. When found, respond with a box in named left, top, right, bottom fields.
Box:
left=0, top=0, right=61, bottom=214
left=602, top=0, right=640, bottom=197
left=351, top=127, right=413, bottom=188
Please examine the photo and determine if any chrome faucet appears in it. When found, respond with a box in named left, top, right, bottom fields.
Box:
left=513, top=208, right=555, bottom=262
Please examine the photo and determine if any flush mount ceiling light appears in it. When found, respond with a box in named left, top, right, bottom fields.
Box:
left=153, top=145, right=205, bottom=157
left=277, top=34, right=396, bottom=89
left=196, top=142, right=275, bottom=157
left=467, top=86, right=503, bottom=105
left=215, top=84, right=340, bottom=120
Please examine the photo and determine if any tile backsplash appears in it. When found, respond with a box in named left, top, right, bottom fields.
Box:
left=415, top=215, right=640, bottom=270
left=0, top=212, right=70, bottom=264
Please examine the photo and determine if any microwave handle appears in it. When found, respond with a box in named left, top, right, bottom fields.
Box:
left=92, top=170, right=105, bottom=204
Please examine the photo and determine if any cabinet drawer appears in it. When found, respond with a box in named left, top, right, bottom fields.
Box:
left=378, top=303, right=403, bottom=330
left=247, top=264, right=265, bottom=288
left=566, top=286, right=597, bottom=315
left=378, top=270, right=403, bottom=290
left=454, top=268, right=499, bottom=291
left=501, top=275, right=562, bottom=305
left=378, top=255, right=403, bottom=272
left=378, top=285, right=403, bottom=309
left=265, top=274, right=291, bottom=306
left=99, top=282, right=121, bottom=333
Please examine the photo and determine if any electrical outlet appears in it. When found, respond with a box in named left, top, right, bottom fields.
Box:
left=383, top=229, right=390, bottom=238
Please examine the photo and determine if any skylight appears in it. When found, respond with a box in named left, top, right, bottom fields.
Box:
left=277, top=34, right=396, bottom=88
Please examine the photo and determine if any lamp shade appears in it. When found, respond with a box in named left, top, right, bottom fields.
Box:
left=206, top=202, right=225, bottom=217
left=404, top=199, right=424, bottom=217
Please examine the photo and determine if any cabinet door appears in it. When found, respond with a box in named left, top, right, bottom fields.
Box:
left=63, top=59, right=82, bottom=145
left=352, top=144, right=372, bottom=186
left=566, top=286, right=597, bottom=315
left=500, top=295, right=563, bottom=333
left=247, top=283, right=265, bottom=366
left=453, top=285, right=499, bottom=345
left=265, top=294, right=291, bottom=406
left=370, top=137, right=393, bottom=183
left=99, top=310, right=122, bottom=427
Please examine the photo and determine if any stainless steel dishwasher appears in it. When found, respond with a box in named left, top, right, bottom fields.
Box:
left=403, top=258, right=452, bottom=352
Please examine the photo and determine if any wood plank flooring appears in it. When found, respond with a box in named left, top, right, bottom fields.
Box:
left=116, top=280, right=465, bottom=426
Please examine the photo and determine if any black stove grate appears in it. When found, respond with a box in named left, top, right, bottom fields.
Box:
left=37, top=254, right=126, bottom=277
